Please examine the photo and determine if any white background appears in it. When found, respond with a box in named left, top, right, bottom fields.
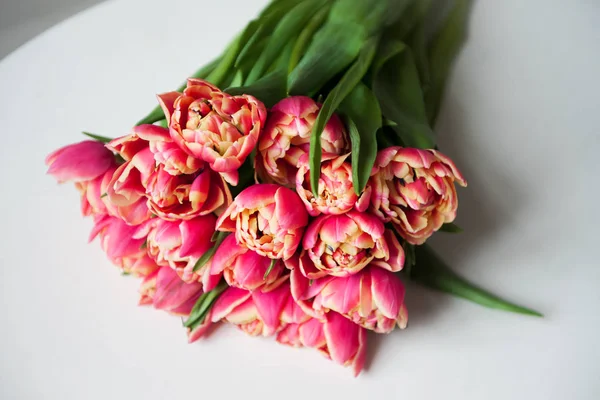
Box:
left=1, top=0, right=599, bottom=399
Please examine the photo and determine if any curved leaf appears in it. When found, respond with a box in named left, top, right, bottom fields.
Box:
left=411, top=245, right=543, bottom=317
left=184, top=280, right=228, bottom=329
left=82, top=131, right=112, bottom=143
left=372, top=40, right=435, bottom=148
left=245, top=0, right=322, bottom=85
left=439, top=222, right=463, bottom=233
left=288, top=5, right=330, bottom=74
left=225, top=70, right=286, bottom=108
left=340, top=83, right=382, bottom=194
left=288, top=21, right=366, bottom=96
left=308, top=35, right=379, bottom=196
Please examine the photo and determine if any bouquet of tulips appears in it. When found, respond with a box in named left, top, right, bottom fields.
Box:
left=46, top=0, right=540, bottom=376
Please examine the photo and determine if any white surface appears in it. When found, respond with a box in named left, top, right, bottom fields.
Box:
left=0, top=0, right=599, bottom=398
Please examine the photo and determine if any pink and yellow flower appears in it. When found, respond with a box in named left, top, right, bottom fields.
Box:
left=293, top=211, right=404, bottom=279
left=46, top=140, right=115, bottom=183
left=277, top=311, right=367, bottom=376
left=210, top=234, right=285, bottom=291
left=206, top=280, right=308, bottom=337
left=370, top=147, right=467, bottom=244
left=255, top=96, right=348, bottom=187
left=216, top=184, right=308, bottom=260
left=106, top=125, right=231, bottom=223
left=138, top=266, right=204, bottom=316
left=158, top=79, right=267, bottom=185
left=145, top=215, right=217, bottom=286
left=296, top=153, right=369, bottom=216
left=290, top=266, right=408, bottom=334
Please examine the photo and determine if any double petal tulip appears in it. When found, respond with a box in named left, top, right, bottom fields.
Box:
left=145, top=163, right=230, bottom=221
left=107, top=125, right=231, bottom=223
left=138, top=266, right=204, bottom=316
left=277, top=311, right=367, bottom=376
left=216, top=184, right=308, bottom=260
left=210, top=234, right=285, bottom=291
left=370, top=147, right=467, bottom=244
left=145, top=215, right=217, bottom=286
left=158, top=78, right=267, bottom=185
left=90, top=214, right=158, bottom=276
left=295, top=211, right=404, bottom=279
left=46, top=140, right=115, bottom=183
left=207, top=280, right=308, bottom=337
left=296, top=153, right=369, bottom=216
left=290, top=266, right=408, bottom=334
left=255, top=96, right=348, bottom=187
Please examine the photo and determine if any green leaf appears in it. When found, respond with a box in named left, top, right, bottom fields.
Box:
left=340, top=83, right=381, bottom=195
left=411, top=245, right=543, bottom=317
left=263, top=259, right=278, bottom=280
left=234, top=20, right=262, bottom=68
left=406, top=15, right=431, bottom=96
left=383, top=0, right=432, bottom=41
left=288, top=5, right=330, bottom=74
left=246, top=0, right=321, bottom=85
left=184, top=280, right=228, bottom=329
left=426, top=0, right=473, bottom=125
left=225, top=70, right=287, bottom=108
left=308, top=36, right=379, bottom=196
left=288, top=21, right=366, bottom=96
left=82, top=131, right=112, bottom=143
left=381, top=0, right=414, bottom=27
left=372, top=40, right=435, bottom=148
left=206, top=34, right=244, bottom=88
left=328, top=0, right=389, bottom=35
left=402, top=241, right=416, bottom=276
left=193, top=232, right=229, bottom=272
left=439, top=222, right=463, bottom=233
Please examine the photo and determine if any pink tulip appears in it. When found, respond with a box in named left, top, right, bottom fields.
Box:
left=290, top=266, right=408, bottom=334
left=210, top=234, right=285, bottom=291
left=277, top=311, right=367, bottom=376
left=109, top=123, right=203, bottom=175
left=369, top=147, right=467, bottom=244
left=216, top=184, right=308, bottom=260
left=207, top=280, right=308, bottom=337
left=106, top=125, right=231, bottom=223
left=146, top=215, right=217, bottom=286
left=293, top=211, right=404, bottom=279
left=46, top=140, right=115, bottom=183
left=158, top=79, right=267, bottom=185
left=138, top=266, right=204, bottom=316
left=296, top=153, right=369, bottom=216
left=255, top=96, right=348, bottom=187
left=89, top=214, right=158, bottom=276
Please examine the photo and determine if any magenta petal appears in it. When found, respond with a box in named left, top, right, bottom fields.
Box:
left=211, top=287, right=251, bottom=322
left=370, top=267, right=405, bottom=319
left=251, top=283, right=290, bottom=334
left=153, top=267, right=203, bottom=312
left=323, top=312, right=360, bottom=366
left=179, top=215, right=216, bottom=258
left=46, top=140, right=114, bottom=183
